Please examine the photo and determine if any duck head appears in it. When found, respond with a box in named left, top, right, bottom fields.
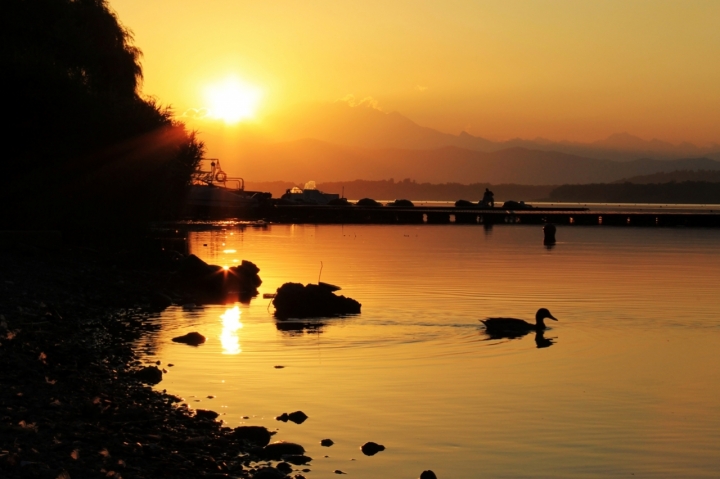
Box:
left=536, top=308, right=558, bottom=323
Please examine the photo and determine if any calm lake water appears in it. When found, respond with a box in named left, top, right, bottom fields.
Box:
left=139, top=223, right=720, bottom=478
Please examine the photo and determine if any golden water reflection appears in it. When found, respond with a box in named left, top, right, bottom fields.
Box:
left=219, top=305, right=242, bottom=354
left=145, top=225, right=720, bottom=478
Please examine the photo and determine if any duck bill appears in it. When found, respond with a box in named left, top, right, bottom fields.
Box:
left=549, top=314, right=558, bottom=321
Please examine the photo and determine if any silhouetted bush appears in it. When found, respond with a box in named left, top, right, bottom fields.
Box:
left=1, top=0, right=203, bottom=230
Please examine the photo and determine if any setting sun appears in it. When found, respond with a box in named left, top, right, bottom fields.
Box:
left=203, top=77, right=262, bottom=124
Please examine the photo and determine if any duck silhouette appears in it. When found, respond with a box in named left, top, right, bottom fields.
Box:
left=481, top=308, right=558, bottom=335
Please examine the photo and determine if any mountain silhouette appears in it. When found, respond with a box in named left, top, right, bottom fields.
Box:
left=229, top=139, right=720, bottom=185
left=262, top=102, right=720, bottom=163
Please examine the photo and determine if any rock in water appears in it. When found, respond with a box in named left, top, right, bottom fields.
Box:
left=420, top=471, right=438, bottom=479
left=272, top=282, right=361, bottom=319
left=287, top=410, right=309, bottom=424
left=262, top=441, right=306, bottom=459
left=276, top=410, right=308, bottom=423
left=172, top=332, right=206, bottom=346
left=320, top=438, right=334, bottom=447
left=173, top=254, right=262, bottom=302
left=360, top=441, right=385, bottom=456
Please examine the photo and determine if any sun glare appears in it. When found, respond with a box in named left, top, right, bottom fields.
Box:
left=220, top=306, right=243, bottom=355
left=204, top=78, right=262, bottom=124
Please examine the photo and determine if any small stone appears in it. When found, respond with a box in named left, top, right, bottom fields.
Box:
left=287, top=411, right=308, bottom=424
left=420, top=471, right=438, bottom=479
left=334, top=471, right=346, bottom=475
left=276, top=462, right=293, bottom=474
left=320, top=438, right=334, bottom=447
left=360, top=441, right=385, bottom=456
left=172, top=332, right=206, bottom=346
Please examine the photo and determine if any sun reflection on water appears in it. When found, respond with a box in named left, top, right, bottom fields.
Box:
left=219, top=306, right=243, bottom=354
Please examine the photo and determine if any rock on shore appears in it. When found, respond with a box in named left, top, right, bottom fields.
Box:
left=173, top=254, right=262, bottom=303
left=0, top=242, right=292, bottom=478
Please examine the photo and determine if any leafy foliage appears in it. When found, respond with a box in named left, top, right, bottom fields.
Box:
left=1, top=0, right=203, bottom=228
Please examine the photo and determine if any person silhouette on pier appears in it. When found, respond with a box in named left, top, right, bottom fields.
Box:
left=481, top=188, right=495, bottom=208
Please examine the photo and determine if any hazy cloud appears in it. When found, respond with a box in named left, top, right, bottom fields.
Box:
left=180, top=108, right=210, bottom=119
left=415, top=85, right=428, bottom=92
left=337, top=94, right=382, bottom=111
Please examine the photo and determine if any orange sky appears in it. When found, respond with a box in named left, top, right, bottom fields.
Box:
left=111, top=0, right=720, bottom=146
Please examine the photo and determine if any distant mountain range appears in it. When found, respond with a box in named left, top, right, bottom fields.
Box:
left=213, top=102, right=720, bottom=185
left=265, top=102, right=720, bottom=162
left=235, top=138, right=720, bottom=185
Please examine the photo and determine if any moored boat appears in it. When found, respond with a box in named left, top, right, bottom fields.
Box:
left=184, top=159, right=271, bottom=218
left=279, top=181, right=340, bottom=205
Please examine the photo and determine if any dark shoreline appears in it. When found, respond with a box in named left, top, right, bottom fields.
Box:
left=0, top=239, right=294, bottom=479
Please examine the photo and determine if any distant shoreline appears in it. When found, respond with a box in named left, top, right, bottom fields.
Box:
left=245, top=179, right=720, bottom=205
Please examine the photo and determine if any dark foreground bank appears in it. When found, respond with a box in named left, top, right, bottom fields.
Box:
left=0, top=238, right=304, bottom=479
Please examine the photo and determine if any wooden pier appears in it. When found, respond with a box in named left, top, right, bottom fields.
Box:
left=256, top=205, right=720, bottom=227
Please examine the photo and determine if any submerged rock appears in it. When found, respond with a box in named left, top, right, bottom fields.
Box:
left=172, top=331, right=206, bottom=346
left=272, top=282, right=361, bottom=319
left=360, top=441, right=385, bottom=456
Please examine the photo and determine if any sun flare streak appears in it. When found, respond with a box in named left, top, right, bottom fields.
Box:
left=220, top=306, right=243, bottom=355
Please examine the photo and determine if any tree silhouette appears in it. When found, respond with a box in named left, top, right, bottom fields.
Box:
left=2, top=0, right=203, bottom=229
